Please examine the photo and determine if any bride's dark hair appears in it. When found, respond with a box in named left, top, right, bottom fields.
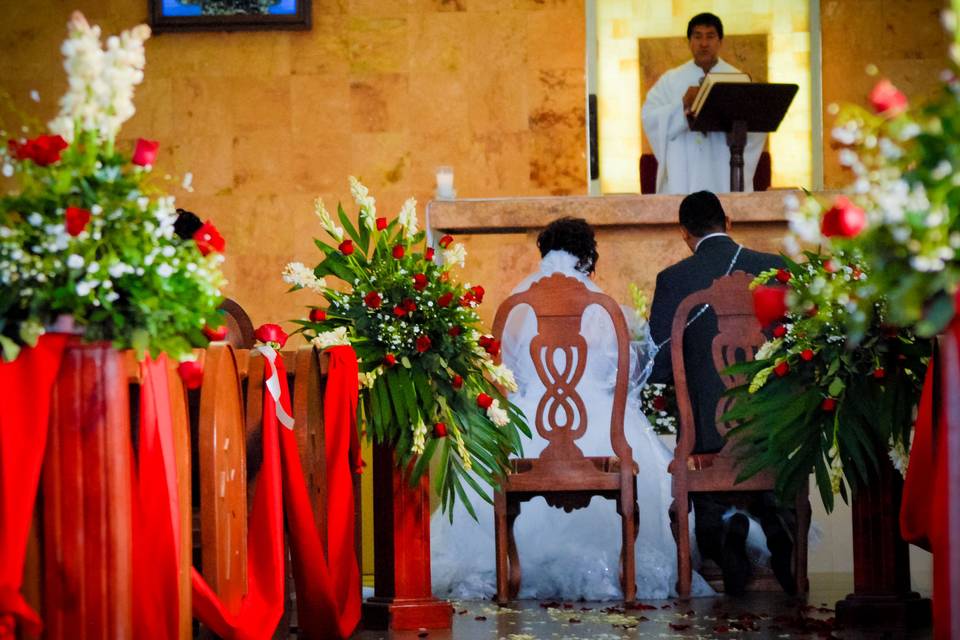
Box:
left=537, top=217, right=598, bottom=275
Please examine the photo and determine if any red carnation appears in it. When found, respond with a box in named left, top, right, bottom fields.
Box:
left=437, top=292, right=454, bottom=307
left=773, top=324, right=787, bottom=338
left=775, top=268, right=791, bottom=284
left=873, top=367, right=886, bottom=379
left=393, top=305, right=407, bottom=317
left=384, top=354, right=397, bottom=367
left=132, top=138, right=160, bottom=166
left=255, top=323, right=288, bottom=348
left=65, top=206, right=91, bottom=236
left=364, top=291, right=382, bottom=309
left=774, top=361, right=790, bottom=377
left=753, top=285, right=788, bottom=326
left=470, top=285, right=485, bottom=303
left=203, top=324, right=228, bottom=341
left=869, top=79, right=908, bottom=117
left=652, top=395, right=667, bottom=411
left=11, top=133, right=68, bottom=166
left=177, top=360, right=204, bottom=389
left=339, top=239, right=354, bottom=255
left=822, top=397, right=837, bottom=412
left=800, top=348, right=814, bottom=361
left=433, top=422, right=448, bottom=438
left=193, top=221, right=225, bottom=256
left=452, top=374, right=463, bottom=390
left=448, top=326, right=461, bottom=337
left=413, top=273, right=428, bottom=291
left=376, top=217, right=387, bottom=231
left=425, top=247, right=435, bottom=261
left=416, top=335, right=432, bottom=353
left=309, top=308, right=327, bottom=322
left=476, top=393, right=493, bottom=409
left=821, top=196, right=867, bottom=239
left=439, top=234, right=454, bottom=248
left=392, top=244, right=405, bottom=259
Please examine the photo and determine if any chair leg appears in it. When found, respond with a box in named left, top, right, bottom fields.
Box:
left=674, top=492, right=692, bottom=599
left=495, top=491, right=522, bottom=603
left=795, top=486, right=812, bottom=595
left=505, top=498, right=521, bottom=600
left=618, top=485, right=638, bottom=603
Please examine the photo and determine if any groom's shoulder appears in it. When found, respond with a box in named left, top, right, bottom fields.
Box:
left=738, top=246, right=783, bottom=272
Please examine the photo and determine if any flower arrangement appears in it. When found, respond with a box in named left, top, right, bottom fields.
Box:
left=284, top=178, right=529, bottom=516
left=639, top=383, right=678, bottom=436
left=784, top=2, right=960, bottom=339
left=0, top=13, right=226, bottom=362
left=724, top=254, right=929, bottom=511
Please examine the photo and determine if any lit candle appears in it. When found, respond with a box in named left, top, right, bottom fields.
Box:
left=435, top=166, right=455, bottom=199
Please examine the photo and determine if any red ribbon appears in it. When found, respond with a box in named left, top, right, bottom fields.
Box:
left=0, top=334, right=68, bottom=638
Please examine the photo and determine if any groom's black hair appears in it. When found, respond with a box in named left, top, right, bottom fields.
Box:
left=687, top=12, right=723, bottom=39
left=679, top=191, right=726, bottom=237
left=537, top=217, right=598, bottom=275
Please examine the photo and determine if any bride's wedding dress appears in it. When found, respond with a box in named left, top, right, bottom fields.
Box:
left=431, top=250, right=713, bottom=600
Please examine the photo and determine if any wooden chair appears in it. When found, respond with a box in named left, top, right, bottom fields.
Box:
left=491, top=273, right=638, bottom=603
left=668, top=271, right=810, bottom=598
left=219, top=298, right=256, bottom=349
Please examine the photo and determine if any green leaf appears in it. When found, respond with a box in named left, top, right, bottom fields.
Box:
left=828, top=377, right=845, bottom=397
left=338, top=202, right=362, bottom=247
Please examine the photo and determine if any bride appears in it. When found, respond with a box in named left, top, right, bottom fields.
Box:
left=431, top=217, right=712, bottom=600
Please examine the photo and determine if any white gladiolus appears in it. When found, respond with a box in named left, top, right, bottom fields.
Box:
left=486, top=399, right=510, bottom=427
left=311, top=326, right=351, bottom=350
left=282, top=261, right=327, bottom=292
left=314, top=197, right=345, bottom=242
left=397, top=197, right=418, bottom=239
left=349, top=176, right=377, bottom=229
left=486, top=362, right=518, bottom=392
left=411, top=417, right=428, bottom=455
left=442, top=242, right=467, bottom=268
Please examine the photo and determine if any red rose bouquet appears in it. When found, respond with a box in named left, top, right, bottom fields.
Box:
left=284, top=178, right=529, bottom=516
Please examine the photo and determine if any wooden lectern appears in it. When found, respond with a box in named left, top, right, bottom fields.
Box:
left=689, top=82, right=798, bottom=192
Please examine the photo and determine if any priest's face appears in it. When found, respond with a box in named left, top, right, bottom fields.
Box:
left=688, top=24, right=721, bottom=70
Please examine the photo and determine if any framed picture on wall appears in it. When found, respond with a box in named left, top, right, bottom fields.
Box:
left=148, top=0, right=311, bottom=33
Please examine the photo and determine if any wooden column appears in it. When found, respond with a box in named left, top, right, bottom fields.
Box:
left=362, top=443, right=451, bottom=631
left=835, top=454, right=931, bottom=630
left=42, top=341, right=133, bottom=639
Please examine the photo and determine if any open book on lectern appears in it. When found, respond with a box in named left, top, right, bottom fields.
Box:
left=690, top=72, right=751, bottom=117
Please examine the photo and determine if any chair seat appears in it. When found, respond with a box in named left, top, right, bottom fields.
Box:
left=502, top=455, right=636, bottom=493
left=669, top=453, right=777, bottom=492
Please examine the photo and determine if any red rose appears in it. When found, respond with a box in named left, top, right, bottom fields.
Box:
left=425, top=247, right=435, bottom=261
left=452, top=374, right=463, bottom=390
left=203, top=324, right=228, bottom=341
left=775, top=268, right=791, bottom=284
left=393, top=305, right=407, bottom=317
left=821, top=397, right=837, bottom=412
left=413, top=273, right=428, bottom=291
left=132, top=138, right=160, bottom=166
left=448, top=325, right=461, bottom=337
left=476, top=393, right=493, bottom=409
left=11, top=134, right=68, bottom=166
left=439, top=234, right=454, bottom=248
left=65, top=206, right=91, bottom=236
left=376, top=217, right=387, bottom=231
left=470, top=285, right=485, bottom=303
left=392, top=244, right=405, bottom=259
left=193, top=221, right=226, bottom=256
left=478, top=335, right=492, bottom=348
left=433, top=422, right=448, bottom=438
left=416, top=335, right=432, bottom=353
left=774, top=361, right=790, bottom=377
left=309, top=308, right=327, bottom=322
left=437, top=292, right=454, bottom=307
left=753, top=285, right=788, bottom=326
left=823, top=260, right=838, bottom=274
left=821, top=196, right=867, bottom=239
left=177, top=360, right=204, bottom=389
left=869, top=79, right=908, bottom=117
left=364, top=291, right=382, bottom=309
left=773, top=324, right=787, bottom=338
left=852, top=268, right=863, bottom=280
left=339, top=239, right=354, bottom=255
left=873, top=367, right=886, bottom=379
left=403, top=298, right=417, bottom=312
left=483, top=339, right=501, bottom=358
left=254, top=323, right=288, bottom=348
left=806, top=304, right=819, bottom=318
left=652, top=395, right=667, bottom=411
left=384, top=354, right=397, bottom=367
left=800, top=348, right=814, bottom=361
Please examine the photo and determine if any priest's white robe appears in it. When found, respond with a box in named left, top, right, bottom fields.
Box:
left=641, top=58, right=765, bottom=195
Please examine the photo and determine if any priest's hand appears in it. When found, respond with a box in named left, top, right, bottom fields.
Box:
left=682, top=86, right=699, bottom=113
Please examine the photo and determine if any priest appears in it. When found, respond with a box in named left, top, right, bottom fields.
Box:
left=641, top=13, right=765, bottom=194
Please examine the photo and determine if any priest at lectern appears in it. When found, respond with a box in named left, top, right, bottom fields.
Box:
left=641, top=13, right=765, bottom=195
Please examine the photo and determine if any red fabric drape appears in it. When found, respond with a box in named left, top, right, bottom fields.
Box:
left=0, top=334, right=67, bottom=637
left=132, top=356, right=182, bottom=639
left=901, top=321, right=957, bottom=639
left=191, top=348, right=285, bottom=639
left=279, top=345, right=362, bottom=640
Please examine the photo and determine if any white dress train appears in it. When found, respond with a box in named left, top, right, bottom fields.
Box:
left=431, top=250, right=713, bottom=600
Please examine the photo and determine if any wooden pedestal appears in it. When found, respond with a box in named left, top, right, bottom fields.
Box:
left=835, top=455, right=931, bottom=630
left=362, top=444, right=452, bottom=631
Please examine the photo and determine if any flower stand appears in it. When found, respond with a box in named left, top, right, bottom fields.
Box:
left=362, top=443, right=452, bottom=631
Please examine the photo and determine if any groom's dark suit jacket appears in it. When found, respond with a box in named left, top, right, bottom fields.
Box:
left=648, top=234, right=782, bottom=454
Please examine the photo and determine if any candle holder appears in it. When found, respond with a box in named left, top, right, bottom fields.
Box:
left=435, top=166, right=456, bottom=200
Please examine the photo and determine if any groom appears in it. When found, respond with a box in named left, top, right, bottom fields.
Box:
left=647, top=190, right=796, bottom=595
